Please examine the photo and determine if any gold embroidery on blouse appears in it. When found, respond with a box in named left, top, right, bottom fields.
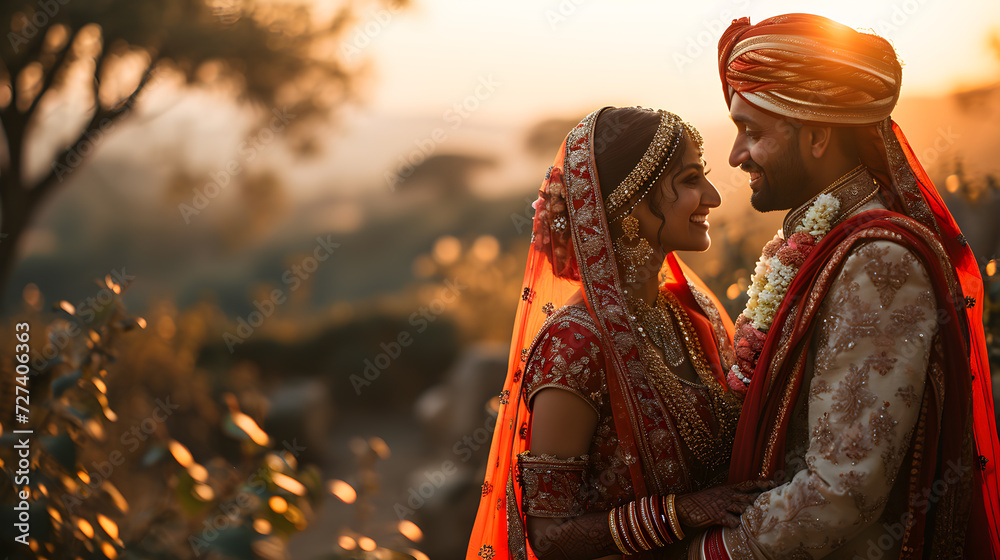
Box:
left=523, top=306, right=605, bottom=413
left=517, top=451, right=590, bottom=518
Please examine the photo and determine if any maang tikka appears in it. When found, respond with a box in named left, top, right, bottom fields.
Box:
left=615, top=214, right=653, bottom=283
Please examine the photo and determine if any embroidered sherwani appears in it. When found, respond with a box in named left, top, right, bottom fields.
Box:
left=714, top=14, right=999, bottom=558
left=721, top=169, right=959, bottom=559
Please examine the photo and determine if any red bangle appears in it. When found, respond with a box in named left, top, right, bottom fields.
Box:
left=650, top=495, right=674, bottom=544
left=617, top=505, right=638, bottom=553
left=628, top=501, right=652, bottom=550
left=704, top=527, right=730, bottom=560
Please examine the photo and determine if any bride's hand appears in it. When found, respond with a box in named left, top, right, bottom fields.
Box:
left=674, top=480, right=772, bottom=530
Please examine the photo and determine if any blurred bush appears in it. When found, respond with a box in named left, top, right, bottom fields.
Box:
left=0, top=279, right=324, bottom=559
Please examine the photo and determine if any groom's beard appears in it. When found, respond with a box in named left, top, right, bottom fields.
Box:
left=743, top=150, right=810, bottom=213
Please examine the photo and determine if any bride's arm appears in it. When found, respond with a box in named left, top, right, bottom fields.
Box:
left=524, top=388, right=621, bottom=560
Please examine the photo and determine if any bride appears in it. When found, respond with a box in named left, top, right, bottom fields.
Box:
left=468, top=107, right=766, bottom=559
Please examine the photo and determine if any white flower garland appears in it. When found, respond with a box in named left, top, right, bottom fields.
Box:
left=743, top=194, right=840, bottom=331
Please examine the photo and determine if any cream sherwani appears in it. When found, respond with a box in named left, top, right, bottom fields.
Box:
left=719, top=174, right=945, bottom=559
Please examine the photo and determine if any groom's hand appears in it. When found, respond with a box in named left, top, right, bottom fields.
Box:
left=675, top=480, right=772, bottom=530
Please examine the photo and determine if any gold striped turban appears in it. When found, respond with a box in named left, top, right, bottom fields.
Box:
left=718, top=13, right=903, bottom=125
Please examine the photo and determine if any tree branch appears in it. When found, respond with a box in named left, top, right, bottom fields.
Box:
left=23, top=26, right=80, bottom=120
left=106, top=58, right=156, bottom=121
left=6, top=14, right=52, bottom=112
left=1, top=64, right=23, bottom=180
left=0, top=21, right=75, bottom=191
left=27, top=58, right=157, bottom=209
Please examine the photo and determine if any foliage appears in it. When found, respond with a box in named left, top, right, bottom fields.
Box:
left=0, top=278, right=324, bottom=559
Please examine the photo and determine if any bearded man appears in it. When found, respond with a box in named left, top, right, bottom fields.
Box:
left=694, top=13, right=1000, bottom=559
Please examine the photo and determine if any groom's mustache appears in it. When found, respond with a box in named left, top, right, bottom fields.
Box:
left=740, top=161, right=763, bottom=174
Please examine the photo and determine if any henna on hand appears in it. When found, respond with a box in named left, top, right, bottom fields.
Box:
left=674, top=480, right=771, bottom=530
left=526, top=511, right=621, bottom=560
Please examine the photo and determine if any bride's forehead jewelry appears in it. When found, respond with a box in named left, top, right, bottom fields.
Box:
left=603, top=109, right=703, bottom=220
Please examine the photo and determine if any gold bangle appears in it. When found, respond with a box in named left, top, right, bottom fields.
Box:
left=666, top=494, right=685, bottom=541
left=609, top=508, right=628, bottom=554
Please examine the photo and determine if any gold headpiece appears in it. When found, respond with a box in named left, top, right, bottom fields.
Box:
left=603, top=109, right=702, bottom=219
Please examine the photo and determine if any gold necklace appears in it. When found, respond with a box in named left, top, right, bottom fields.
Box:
left=634, top=290, right=741, bottom=471
left=628, top=291, right=686, bottom=368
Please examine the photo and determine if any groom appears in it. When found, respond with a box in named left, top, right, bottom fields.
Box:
left=693, top=14, right=1000, bottom=559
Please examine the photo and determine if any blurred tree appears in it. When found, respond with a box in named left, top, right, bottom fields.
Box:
left=523, top=116, right=581, bottom=159
left=0, top=0, right=407, bottom=295
left=390, top=154, right=496, bottom=196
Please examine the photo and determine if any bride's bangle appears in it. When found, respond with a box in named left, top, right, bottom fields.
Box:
left=607, top=495, right=680, bottom=553
left=665, top=493, right=685, bottom=541
left=608, top=508, right=628, bottom=554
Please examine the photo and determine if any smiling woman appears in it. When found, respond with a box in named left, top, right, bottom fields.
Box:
left=466, top=106, right=770, bottom=559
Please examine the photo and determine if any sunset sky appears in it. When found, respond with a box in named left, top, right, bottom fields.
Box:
left=294, top=0, right=1000, bottom=197
left=48, top=1, right=1000, bottom=207
left=359, top=0, right=1000, bottom=122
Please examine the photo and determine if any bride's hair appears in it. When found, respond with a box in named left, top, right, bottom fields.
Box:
left=593, top=107, right=690, bottom=242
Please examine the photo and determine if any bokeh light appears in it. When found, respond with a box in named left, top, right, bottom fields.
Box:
left=398, top=520, right=423, bottom=542
left=369, top=436, right=391, bottom=459
left=168, top=441, right=194, bottom=467
left=271, top=472, right=306, bottom=496
left=254, top=518, right=272, bottom=534
left=232, top=411, right=271, bottom=446
left=328, top=479, right=357, bottom=503
left=338, top=535, right=357, bottom=550
left=432, top=235, right=461, bottom=265
left=97, top=514, right=118, bottom=540
left=77, top=518, right=94, bottom=539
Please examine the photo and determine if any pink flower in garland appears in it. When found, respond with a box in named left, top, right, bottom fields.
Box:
left=776, top=245, right=807, bottom=268
left=762, top=236, right=784, bottom=259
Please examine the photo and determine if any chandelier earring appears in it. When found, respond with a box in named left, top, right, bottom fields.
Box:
left=615, top=214, right=654, bottom=284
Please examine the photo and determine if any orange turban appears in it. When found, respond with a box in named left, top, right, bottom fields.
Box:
left=718, top=13, right=902, bottom=125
